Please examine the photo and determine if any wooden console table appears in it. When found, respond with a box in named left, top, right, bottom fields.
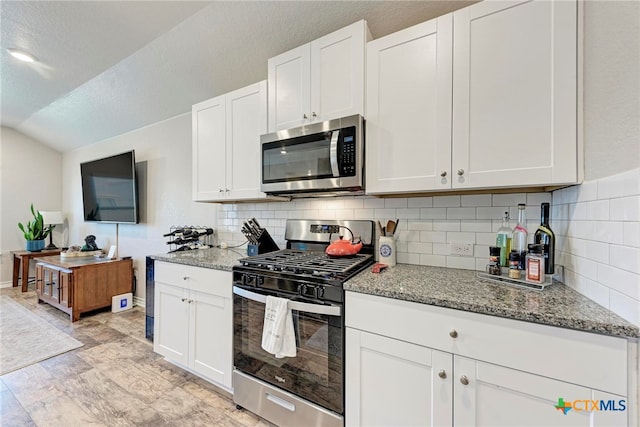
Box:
left=12, top=249, right=63, bottom=292
left=35, top=255, right=133, bottom=322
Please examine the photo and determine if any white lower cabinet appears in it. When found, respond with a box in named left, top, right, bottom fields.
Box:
left=345, top=292, right=633, bottom=427
left=154, top=261, right=232, bottom=391
left=346, top=328, right=452, bottom=427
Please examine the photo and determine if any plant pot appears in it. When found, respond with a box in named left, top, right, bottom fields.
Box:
left=26, top=239, right=45, bottom=252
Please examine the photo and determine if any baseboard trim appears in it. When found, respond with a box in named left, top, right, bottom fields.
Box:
left=133, top=296, right=145, bottom=307
left=0, top=281, right=12, bottom=289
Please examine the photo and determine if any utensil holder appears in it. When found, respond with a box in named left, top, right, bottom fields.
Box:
left=377, top=236, right=396, bottom=267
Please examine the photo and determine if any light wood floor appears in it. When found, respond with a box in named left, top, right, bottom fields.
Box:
left=0, top=285, right=271, bottom=427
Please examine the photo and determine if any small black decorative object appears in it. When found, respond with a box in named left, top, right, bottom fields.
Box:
left=82, top=234, right=99, bottom=251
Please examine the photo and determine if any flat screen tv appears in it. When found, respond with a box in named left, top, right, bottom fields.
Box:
left=80, top=150, right=139, bottom=223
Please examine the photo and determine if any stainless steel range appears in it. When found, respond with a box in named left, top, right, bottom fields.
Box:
left=232, top=219, right=375, bottom=427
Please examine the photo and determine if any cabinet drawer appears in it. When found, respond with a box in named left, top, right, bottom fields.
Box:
left=346, top=292, right=628, bottom=396
left=155, top=261, right=231, bottom=298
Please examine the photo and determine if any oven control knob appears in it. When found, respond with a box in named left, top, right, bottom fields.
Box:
left=244, top=275, right=255, bottom=286
left=316, top=287, right=324, bottom=298
left=298, top=284, right=307, bottom=296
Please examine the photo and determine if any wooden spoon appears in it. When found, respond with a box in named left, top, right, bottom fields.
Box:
left=386, top=220, right=396, bottom=236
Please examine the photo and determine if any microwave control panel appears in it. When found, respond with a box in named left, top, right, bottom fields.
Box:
left=339, top=126, right=357, bottom=176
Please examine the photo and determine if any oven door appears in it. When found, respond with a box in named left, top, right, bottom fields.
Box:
left=233, top=285, right=344, bottom=415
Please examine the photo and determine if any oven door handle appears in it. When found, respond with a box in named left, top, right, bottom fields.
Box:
left=233, top=286, right=341, bottom=317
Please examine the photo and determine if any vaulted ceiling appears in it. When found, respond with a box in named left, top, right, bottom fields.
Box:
left=1, top=1, right=475, bottom=152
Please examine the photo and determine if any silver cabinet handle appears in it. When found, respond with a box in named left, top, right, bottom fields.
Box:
left=181, top=298, right=187, bottom=302
left=188, top=300, right=193, bottom=304
left=449, top=330, right=458, bottom=338
left=311, top=112, right=317, bottom=118
left=219, top=189, right=224, bottom=192
left=457, top=169, right=465, bottom=176
left=438, top=370, right=447, bottom=379
left=303, top=113, right=308, bottom=119
left=183, top=276, right=189, bottom=280
left=460, top=375, right=469, bottom=386
left=440, top=171, right=447, bottom=177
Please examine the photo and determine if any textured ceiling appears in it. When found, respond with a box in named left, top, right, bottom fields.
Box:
left=1, top=1, right=475, bottom=152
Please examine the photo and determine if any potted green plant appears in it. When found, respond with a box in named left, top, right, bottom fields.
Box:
left=18, top=204, right=54, bottom=252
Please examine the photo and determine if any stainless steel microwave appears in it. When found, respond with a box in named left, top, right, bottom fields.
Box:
left=260, top=115, right=364, bottom=196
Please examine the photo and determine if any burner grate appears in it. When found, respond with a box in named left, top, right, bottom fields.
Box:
left=239, top=249, right=372, bottom=276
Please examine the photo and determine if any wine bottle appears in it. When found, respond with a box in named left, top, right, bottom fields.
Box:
left=496, top=211, right=512, bottom=267
left=512, top=204, right=528, bottom=270
left=534, top=202, right=555, bottom=275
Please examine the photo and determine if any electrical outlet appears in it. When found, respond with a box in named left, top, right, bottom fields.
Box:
left=449, top=242, right=474, bottom=257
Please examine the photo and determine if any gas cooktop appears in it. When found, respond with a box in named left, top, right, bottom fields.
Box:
left=238, top=249, right=372, bottom=278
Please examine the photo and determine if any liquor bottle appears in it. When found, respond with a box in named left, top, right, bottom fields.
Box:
left=496, top=211, right=512, bottom=267
left=512, top=204, right=528, bottom=270
left=534, top=202, right=555, bottom=275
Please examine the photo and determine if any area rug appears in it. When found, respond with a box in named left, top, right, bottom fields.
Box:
left=0, top=296, right=84, bottom=375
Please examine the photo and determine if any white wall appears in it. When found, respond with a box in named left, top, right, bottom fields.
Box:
left=0, top=127, right=63, bottom=283
left=583, top=0, right=639, bottom=180
left=62, top=113, right=218, bottom=301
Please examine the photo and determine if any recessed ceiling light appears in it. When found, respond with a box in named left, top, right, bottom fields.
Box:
left=8, top=48, right=36, bottom=63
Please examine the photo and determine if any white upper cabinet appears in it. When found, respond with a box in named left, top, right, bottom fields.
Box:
left=192, top=80, right=271, bottom=202
left=452, top=0, right=579, bottom=189
left=366, top=0, right=581, bottom=195
left=268, top=20, right=370, bottom=132
left=366, top=15, right=453, bottom=194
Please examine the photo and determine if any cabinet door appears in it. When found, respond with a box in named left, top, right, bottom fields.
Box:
left=189, top=289, right=233, bottom=389
left=346, top=328, right=452, bottom=427
left=311, top=20, right=366, bottom=123
left=454, top=356, right=596, bottom=426
left=268, top=44, right=311, bottom=132
left=192, top=95, right=227, bottom=201
left=366, top=15, right=453, bottom=194
left=154, top=283, right=189, bottom=365
left=226, top=81, right=268, bottom=200
left=452, top=0, right=578, bottom=189
left=59, top=271, right=71, bottom=307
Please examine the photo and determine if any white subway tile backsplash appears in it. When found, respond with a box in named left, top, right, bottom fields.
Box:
left=446, top=207, right=476, bottom=220
left=419, top=254, right=446, bottom=267
left=585, top=240, right=609, bottom=264
left=461, top=220, right=492, bottom=232
left=623, top=222, right=640, bottom=248
left=384, top=198, right=408, bottom=208
left=447, top=232, right=476, bottom=244
left=363, top=198, right=386, bottom=208
left=526, top=192, right=552, bottom=206
left=407, top=197, right=433, bottom=208
left=610, top=196, right=640, bottom=221
left=594, top=221, right=624, bottom=245
left=396, top=208, right=421, bottom=219
left=420, top=208, right=447, bottom=220
left=374, top=208, right=397, bottom=219
left=609, top=245, right=640, bottom=274
left=586, top=200, right=610, bottom=221
left=421, top=231, right=447, bottom=243
left=216, top=168, right=640, bottom=326
left=476, top=207, right=509, bottom=220
left=446, top=256, right=477, bottom=270
left=609, top=290, right=640, bottom=326
left=597, top=264, right=640, bottom=300
left=407, top=221, right=433, bottom=231
left=433, top=221, right=461, bottom=232
left=461, top=194, right=492, bottom=207
left=407, top=242, right=433, bottom=254
left=492, top=193, right=526, bottom=207
left=433, top=195, right=461, bottom=207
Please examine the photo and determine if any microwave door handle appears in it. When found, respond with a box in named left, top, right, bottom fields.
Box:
left=329, top=130, right=340, bottom=177
left=233, top=286, right=341, bottom=317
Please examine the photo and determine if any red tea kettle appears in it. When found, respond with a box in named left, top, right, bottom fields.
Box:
left=325, top=236, right=363, bottom=257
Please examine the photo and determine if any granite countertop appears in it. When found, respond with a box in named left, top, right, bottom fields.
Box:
left=150, top=247, right=246, bottom=271
left=344, top=264, right=639, bottom=339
